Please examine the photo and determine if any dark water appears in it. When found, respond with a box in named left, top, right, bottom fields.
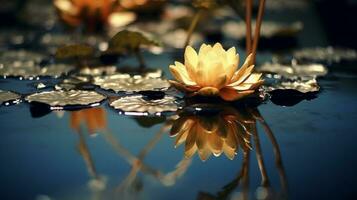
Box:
left=1, top=1, right=357, bottom=200
left=1, top=62, right=357, bottom=200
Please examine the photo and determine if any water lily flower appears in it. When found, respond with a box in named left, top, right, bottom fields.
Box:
left=170, top=106, right=252, bottom=161
left=169, top=43, right=264, bottom=101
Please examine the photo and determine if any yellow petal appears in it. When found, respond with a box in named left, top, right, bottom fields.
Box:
left=226, top=47, right=239, bottom=80
left=230, top=53, right=253, bottom=83
left=196, top=87, right=220, bottom=96
left=198, top=43, right=211, bottom=58
left=243, top=73, right=263, bottom=84
left=169, top=80, right=199, bottom=92
left=228, top=65, right=255, bottom=87
left=232, top=80, right=264, bottom=91
left=184, top=46, right=198, bottom=79
left=219, top=88, right=255, bottom=101
left=169, top=63, right=196, bottom=86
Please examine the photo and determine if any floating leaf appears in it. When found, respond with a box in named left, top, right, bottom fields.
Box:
left=93, top=73, right=170, bottom=93
left=0, top=90, right=21, bottom=106
left=0, top=50, right=44, bottom=64
left=26, top=90, right=106, bottom=110
left=258, top=62, right=328, bottom=77
left=0, top=62, right=75, bottom=79
left=293, top=47, right=357, bottom=63
left=109, top=95, right=178, bottom=115
left=108, top=30, right=160, bottom=51
left=79, top=66, right=118, bottom=76
left=55, top=44, right=94, bottom=59
left=264, top=76, right=320, bottom=94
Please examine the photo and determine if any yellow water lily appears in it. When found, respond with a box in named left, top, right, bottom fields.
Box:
left=169, top=43, right=264, bottom=101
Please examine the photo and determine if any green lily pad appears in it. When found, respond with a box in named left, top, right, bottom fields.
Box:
left=108, top=30, right=160, bottom=51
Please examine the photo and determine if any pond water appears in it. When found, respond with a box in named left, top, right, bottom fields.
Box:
left=1, top=1, right=357, bottom=200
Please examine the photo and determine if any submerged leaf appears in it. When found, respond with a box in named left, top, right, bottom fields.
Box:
left=109, top=30, right=160, bottom=51
left=55, top=44, right=94, bottom=59
left=109, top=95, right=178, bottom=115
left=26, top=90, right=106, bottom=109
left=0, top=90, right=21, bottom=105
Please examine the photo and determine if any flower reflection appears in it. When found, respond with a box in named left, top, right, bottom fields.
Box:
left=170, top=105, right=253, bottom=161
left=190, top=107, right=288, bottom=200
left=70, top=107, right=107, bottom=135
left=169, top=43, right=264, bottom=101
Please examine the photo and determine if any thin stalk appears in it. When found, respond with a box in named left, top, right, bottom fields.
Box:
left=251, top=123, right=269, bottom=187
left=242, top=139, right=251, bottom=200
left=245, top=0, right=253, bottom=53
left=134, top=49, right=146, bottom=69
left=258, top=117, right=288, bottom=196
left=184, top=9, right=204, bottom=47
left=252, top=0, right=266, bottom=63
left=77, top=128, right=98, bottom=179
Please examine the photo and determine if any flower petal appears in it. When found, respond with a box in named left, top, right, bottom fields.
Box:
left=169, top=62, right=196, bottom=85
left=169, top=80, right=199, bottom=92
left=230, top=53, right=253, bottom=83
left=228, top=65, right=255, bottom=87
left=219, top=87, right=255, bottom=101
left=184, top=46, right=198, bottom=80
left=196, top=87, right=220, bottom=96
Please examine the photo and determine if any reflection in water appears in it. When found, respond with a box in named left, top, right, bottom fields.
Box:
left=66, top=105, right=287, bottom=200
left=68, top=109, right=191, bottom=199
left=167, top=105, right=288, bottom=200
left=170, top=106, right=252, bottom=161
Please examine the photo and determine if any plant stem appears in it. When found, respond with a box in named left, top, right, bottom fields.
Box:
left=245, top=0, right=253, bottom=54
left=252, top=0, right=266, bottom=63
left=134, top=49, right=146, bottom=70
left=184, top=9, right=203, bottom=47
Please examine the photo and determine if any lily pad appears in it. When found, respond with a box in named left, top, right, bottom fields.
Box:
left=293, top=47, right=357, bottom=63
left=79, top=66, right=118, bottom=76
left=93, top=73, right=170, bottom=93
left=25, top=90, right=106, bottom=110
left=109, top=30, right=160, bottom=51
left=264, top=76, right=320, bottom=94
left=0, top=62, right=75, bottom=79
left=0, top=90, right=21, bottom=106
left=258, top=62, right=328, bottom=77
left=109, top=95, right=178, bottom=115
